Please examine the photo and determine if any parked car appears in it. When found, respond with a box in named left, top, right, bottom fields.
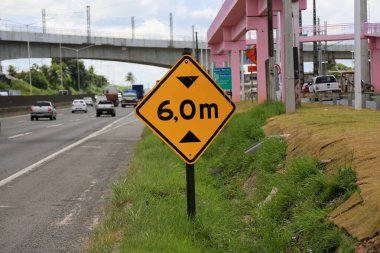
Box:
left=83, top=97, right=94, bottom=106
left=96, top=100, right=115, bottom=117
left=71, top=99, right=88, bottom=113
left=309, top=75, right=341, bottom=94
left=30, top=101, right=57, bottom=121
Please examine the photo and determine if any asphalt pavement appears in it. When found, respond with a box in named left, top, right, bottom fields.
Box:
left=0, top=106, right=144, bottom=252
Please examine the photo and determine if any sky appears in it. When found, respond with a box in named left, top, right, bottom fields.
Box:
left=1, top=0, right=380, bottom=89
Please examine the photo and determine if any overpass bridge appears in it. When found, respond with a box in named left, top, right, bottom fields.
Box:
left=0, top=24, right=357, bottom=71
left=0, top=24, right=206, bottom=68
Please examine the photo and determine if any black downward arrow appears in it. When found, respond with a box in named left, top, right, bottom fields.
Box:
left=177, top=76, right=198, bottom=88
left=180, top=131, right=201, bottom=143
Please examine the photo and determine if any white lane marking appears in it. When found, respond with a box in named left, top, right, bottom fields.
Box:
left=8, top=132, right=32, bottom=139
left=0, top=111, right=135, bottom=188
left=0, top=205, right=9, bottom=208
left=47, top=124, right=62, bottom=128
left=17, top=120, right=26, bottom=123
left=57, top=212, right=74, bottom=226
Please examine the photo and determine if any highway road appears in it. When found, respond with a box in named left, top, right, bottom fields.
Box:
left=0, top=105, right=144, bottom=252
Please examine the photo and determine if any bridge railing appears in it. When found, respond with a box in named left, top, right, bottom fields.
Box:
left=300, top=23, right=354, bottom=37
left=363, top=23, right=380, bottom=37
left=0, top=23, right=201, bottom=42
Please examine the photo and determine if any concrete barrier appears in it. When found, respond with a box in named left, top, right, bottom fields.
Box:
left=0, top=94, right=94, bottom=108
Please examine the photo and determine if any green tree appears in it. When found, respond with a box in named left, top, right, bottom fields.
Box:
left=329, top=63, right=352, bottom=71
left=125, top=72, right=135, bottom=84
left=30, top=69, right=49, bottom=89
left=7, top=65, right=17, bottom=77
left=48, top=63, right=61, bottom=89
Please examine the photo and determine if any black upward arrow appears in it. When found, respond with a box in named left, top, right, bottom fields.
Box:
left=179, top=131, right=201, bottom=143
left=177, top=76, right=198, bottom=88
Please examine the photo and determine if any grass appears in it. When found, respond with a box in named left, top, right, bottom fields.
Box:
left=88, top=102, right=357, bottom=252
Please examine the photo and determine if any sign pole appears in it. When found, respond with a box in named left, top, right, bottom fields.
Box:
left=186, top=163, right=196, bottom=219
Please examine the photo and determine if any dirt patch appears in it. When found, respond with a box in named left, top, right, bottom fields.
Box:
left=263, top=104, right=380, bottom=241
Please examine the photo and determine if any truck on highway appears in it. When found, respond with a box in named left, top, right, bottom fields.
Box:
left=121, top=89, right=139, bottom=107
left=104, top=86, right=120, bottom=106
left=132, top=84, right=144, bottom=100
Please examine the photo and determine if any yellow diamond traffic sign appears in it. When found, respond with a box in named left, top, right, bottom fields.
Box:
left=135, top=55, right=235, bottom=164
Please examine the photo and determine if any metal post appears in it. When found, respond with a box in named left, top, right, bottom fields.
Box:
left=192, top=25, right=195, bottom=56
left=59, top=43, right=63, bottom=89
left=268, top=0, right=275, bottom=102
left=131, top=16, right=135, bottom=39
left=276, top=11, right=282, bottom=100
left=27, top=25, right=32, bottom=95
left=299, top=10, right=304, bottom=86
left=77, top=50, right=80, bottom=91
left=186, top=163, right=196, bottom=219
left=42, top=8, right=46, bottom=33
left=313, top=0, right=318, bottom=76
left=283, top=0, right=295, bottom=113
left=240, top=50, right=245, bottom=101
left=195, top=32, right=199, bottom=62
left=169, top=13, right=173, bottom=47
left=354, top=0, right=362, bottom=110
left=87, top=5, right=91, bottom=39
left=200, top=32, right=204, bottom=67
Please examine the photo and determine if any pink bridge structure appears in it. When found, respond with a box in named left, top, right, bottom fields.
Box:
left=207, top=0, right=380, bottom=103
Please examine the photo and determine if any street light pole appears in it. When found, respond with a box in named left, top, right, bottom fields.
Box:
left=59, top=43, right=63, bottom=89
left=76, top=50, right=80, bottom=90
left=27, top=25, right=32, bottom=95
left=61, top=44, right=95, bottom=91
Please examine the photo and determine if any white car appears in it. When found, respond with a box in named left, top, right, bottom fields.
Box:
left=71, top=99, right=88, bottom=113
left=83, top=97, right=94, bottom=106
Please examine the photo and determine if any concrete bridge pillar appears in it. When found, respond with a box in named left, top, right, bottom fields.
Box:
left=254, top=18, right=269, bottom=103
left=369, top=38, right=380, bottom=91
left=230, top=49, right=241, bottom=102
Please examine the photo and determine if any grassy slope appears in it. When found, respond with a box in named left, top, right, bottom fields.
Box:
left=88, top=102, right=357, bottom=252
left=264, top=103, right=380, bottom=241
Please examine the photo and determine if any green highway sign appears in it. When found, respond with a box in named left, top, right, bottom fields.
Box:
left=213, top=67, right=232, bottom=90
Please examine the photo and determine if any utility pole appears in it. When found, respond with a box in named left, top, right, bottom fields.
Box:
left=192, top=25, right=195, bottom=56
left=299, top=10, right=304, bottom=85
left=131, top=16, right=135, bottom=39
left=354, top=0, right=362, bottom=110
left=169, top=13, right=173, bottom=47
left=313, top=0, right=318, bottom=76
left=283, top=0, right=295, bottom=113
left=87, top=5, right=91, bottom=41
left=42, top=8, right=46, bottom=33
left=195, top=32, right=199, bottom=62
left=267, top=0, right=276, bottom=102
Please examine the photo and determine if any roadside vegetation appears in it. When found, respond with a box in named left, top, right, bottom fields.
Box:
left=1, top=59, right=109, bottom=95
left=88, top=102, right=357, bottom=252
